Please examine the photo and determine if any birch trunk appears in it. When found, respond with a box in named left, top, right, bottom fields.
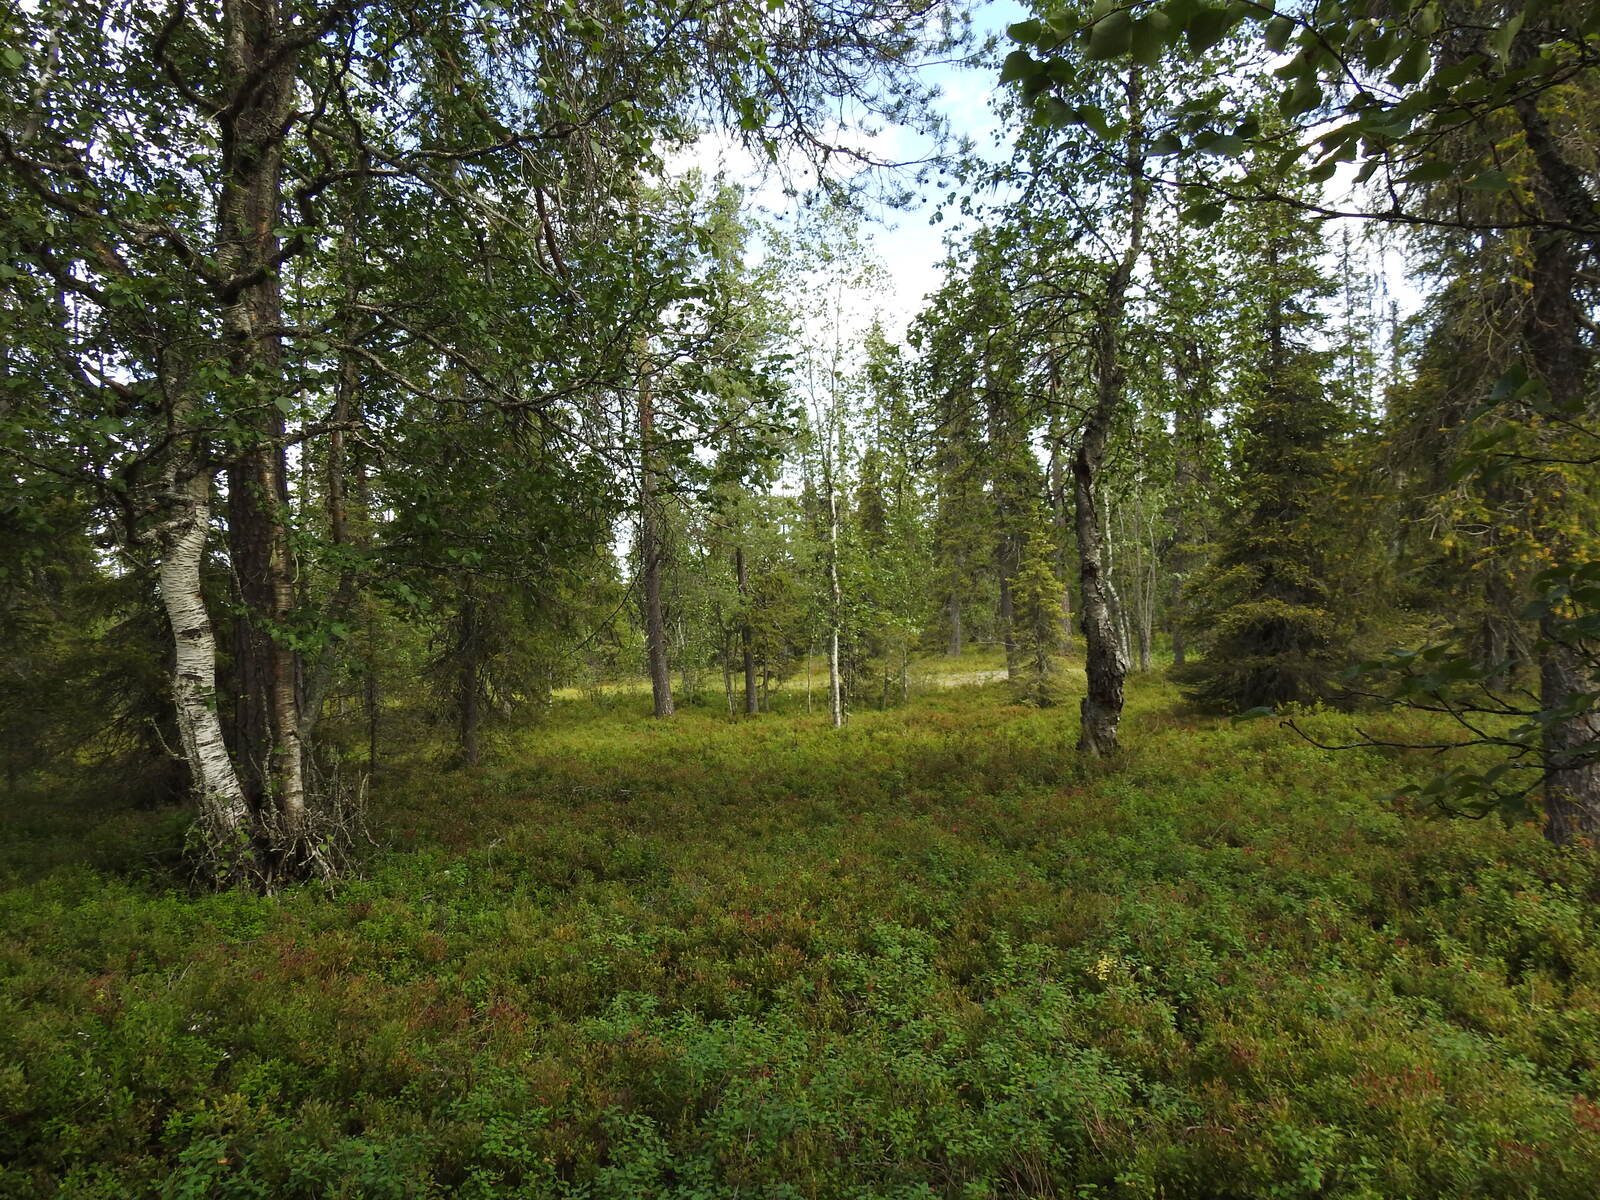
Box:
left=156, top=470, right=254, bottom=865
left=1076, top=65, right=1146, bottom=757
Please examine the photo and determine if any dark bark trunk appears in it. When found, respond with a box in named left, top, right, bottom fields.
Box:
left=218, top=0, right=305, bottom=843
left=998, top=560, right=1017, bottom=677
left=1523, top=226, right=1599, bottom=844
left=458, top=591, right=481, bottom=768
left=365, top=659, right=379, bottom=777
left=947, top=594, right=963, bottom=657
left=1511, top=65, right=1600, bottom=845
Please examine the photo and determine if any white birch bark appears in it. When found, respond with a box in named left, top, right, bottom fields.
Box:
left=155, top=470, right=253, bottom=855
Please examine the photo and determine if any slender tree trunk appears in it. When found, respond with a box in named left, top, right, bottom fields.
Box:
left=1076, top=65, right=1146, bottom=757
left=1137, top=543, right=1155, bottom=673
left=156, top=469, right=255, bottom=871
left=1048, top=408, right=1075, bottom=650
left=806, top=641, right=813, bottom=714
left=1171, top=591, right=1187, bottom=668
left=736, top=545, right=758, bottom=715
left=998, top=562, right=1017, bottom=678
left=365, top=662, right=379, bottom=777
left=458, top=590, right=481, bottom=767
left=301, top=167, right=368, bottom=740
left=826, top=466, right=845, bottom=729
left=947, top=593, right=964, bottom=656
left=638, top=361, right=674, bottom=718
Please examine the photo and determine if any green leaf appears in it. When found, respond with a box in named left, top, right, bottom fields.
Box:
left=1130, top=17, right=1168, bottom=65
left=999, top=50, right=1041, bottom=84
left=1488, top=12, right=1524, bottom=61
left=1088, top=11, right=1134, bottom=59
left=1264, top=16, right=1294, bottom=52
left=1280, top=76, right=1323, bottom=117
left=1185, top=5, right=1234, bottom=52
left=1401, top=160, right=1453, bottom=183
left=1197, top=132, right=1246, bottom=156
left=1387, top=38, right=1432, bottom=87
left=1, top=47, right=23, bottom=70
left=1182, top=202, right=1226, bottom=227
left=1006, top=19, right=1043, bottom=44
left=1077, top=104, right=1112, bottom=137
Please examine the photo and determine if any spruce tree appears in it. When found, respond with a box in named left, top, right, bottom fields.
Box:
left=1173, top=211, right=1349, bottom=712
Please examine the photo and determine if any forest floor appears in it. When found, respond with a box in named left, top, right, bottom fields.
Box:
left=4, top=655, right=1600, bottom=1198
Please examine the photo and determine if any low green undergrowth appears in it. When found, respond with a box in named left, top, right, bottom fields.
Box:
left=3, top=669, right=1599, bottom=1197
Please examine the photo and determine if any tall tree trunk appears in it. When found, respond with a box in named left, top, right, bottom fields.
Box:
left=365, top=660, right=379, bottom=777
left=1048, top=406, right=1075, bottom=649
left=1509, top=64, right=1600, bottom=844
left=301, top=166, right=368, bottom=741
left=1076, top=65, right=1146, bottom=757
left=638, top=361, right=674, bottom=718
left=826, top=463, right=845, bottom=729
left=736, top=544, right=757, bottom=715
left=458, top=589, right=481, bottom=768
left=1170, top=588, right=1187, bottom=668
left=947, top=593, right=964, bottom=657
left=156, top=468, right=255, bottom=872
left=998, top=552, right=1018, bottom=677
left=218, top=0, right=305, bottom=844
left=1522, top=214, right=1599, bottom=844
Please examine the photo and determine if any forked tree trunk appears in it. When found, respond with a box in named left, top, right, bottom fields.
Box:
left=1076, top=65, right=1146, bottom=757
left=156, top=469, right=254, bottom=870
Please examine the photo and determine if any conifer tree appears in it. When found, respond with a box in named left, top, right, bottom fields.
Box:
left=1010, top=518, right=1069, bottom=707
left=1173, top=206, right=1350, bottom=712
